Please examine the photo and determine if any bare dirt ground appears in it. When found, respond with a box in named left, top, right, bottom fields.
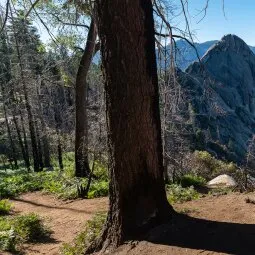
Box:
left=4, top=192, right=108, bottom=255
left=2, top=192, right=255, bottom=255
left=114, top=192, right=255, bottom=255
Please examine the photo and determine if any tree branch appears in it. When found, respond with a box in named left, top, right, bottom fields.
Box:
left=25, top=0, right=40, bottom=18
left=0, top=0, right=10, bottom=34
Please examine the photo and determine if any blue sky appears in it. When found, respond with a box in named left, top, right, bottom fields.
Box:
left=185, top=0, right=255, bottom=45
left=1, top=0, right=255, bottom=45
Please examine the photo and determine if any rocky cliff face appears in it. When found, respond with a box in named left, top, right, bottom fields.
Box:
left=179, top=35, right=255, bottom=164
left=159, top=38, right=255, bottom=71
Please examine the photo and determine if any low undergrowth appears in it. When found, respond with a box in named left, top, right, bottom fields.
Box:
left=0, top=199, right=13, bottom=215
left=61, top=212, right=107, bottom=255
left=166, top=184, right=201, bottom=204
left=178, top=174, right=206, bottom=188
left=0, top=212, right=51, bottom=252
left=0, top=159, right=109, bottom=200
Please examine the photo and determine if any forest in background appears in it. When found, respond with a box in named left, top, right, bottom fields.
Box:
left=0, top=0, right=196, bottom=182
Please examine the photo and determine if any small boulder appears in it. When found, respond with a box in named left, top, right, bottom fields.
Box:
left=207, top=174, right=237, bottom=188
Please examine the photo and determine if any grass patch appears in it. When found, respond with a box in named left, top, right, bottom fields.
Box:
left=0, top=200, right=13, bottom=215
left=167, top=184, right=201, bottom=204
left=0, top=213, right=50, bottom=252
left=61, top=212, right=106, bottom=255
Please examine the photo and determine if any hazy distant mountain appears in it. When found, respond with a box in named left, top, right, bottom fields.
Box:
left=179, top=34, right=255, bottom=165
left=164, top=39, right=255, bottom=70
left=172, top=40, right=218, bottom=70
left=93, top=37, right=255, bottom=70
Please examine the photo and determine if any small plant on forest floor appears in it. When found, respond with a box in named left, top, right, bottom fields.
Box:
left=0, top=213, right=51, bottom=252
left=176, top=207, right=200, bottom=215
left=166, top=184, right=201, bottom=204
left=0, top=200, right=13, bottom=215
left=61, top=212, right=106, bottom=255
left=208, top=187, right=232, bottom=197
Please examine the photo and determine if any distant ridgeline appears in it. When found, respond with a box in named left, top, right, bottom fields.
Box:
left=159, top=38, right=255, bottom=71
left=93, top=38, right=255, bottom=70
left=178, top=34, right=255, bottom=166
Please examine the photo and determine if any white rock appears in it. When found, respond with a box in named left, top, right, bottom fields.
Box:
left=207, top=174, right=237, bottom=188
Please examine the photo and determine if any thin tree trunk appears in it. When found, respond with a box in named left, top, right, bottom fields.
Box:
left=10, top=9, right=40, bottom=172
left=9, top=90, right=31, bottom=171
left=0, top=30, right=18, bottom=168
left=36, top=79, right=51, bottom=168
left=35, top=120, right=44, bottom=170
left=18, top=97, right=30, bottom=169
left=87, top=1, right=174, bottom=253
left=75, top=18, right=97, bottom=177
left=3, top=31, right=31, bottom=171
left=1, top=85, right=18, bottom=168
left=56, top=128, right=63, bottom=171
left=12, top=110, right=30, bottom=170
left=52, top=86, right=64, bottom=171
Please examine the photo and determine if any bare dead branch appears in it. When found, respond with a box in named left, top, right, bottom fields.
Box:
left=0, top=0, right=10, bottom=34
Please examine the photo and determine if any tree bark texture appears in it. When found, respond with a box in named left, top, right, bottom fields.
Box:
left=75, top=18, right=97, bottom=177
left=90, top=0, right=174, bottom=252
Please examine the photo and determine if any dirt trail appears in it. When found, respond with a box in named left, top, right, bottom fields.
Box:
left=2, top=192, right=255, bottom=255
left=7, top=192, right=108, bottom=255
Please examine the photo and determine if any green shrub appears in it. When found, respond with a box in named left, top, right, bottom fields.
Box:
left=0, top=228, right=16, bottom=252
left=0, top=216, right=13, bottom=250
left=0, top=200, right=13, bottom=215
left=178, top=174, right=206, bottom=188
left=0, top=172, right=46, bottom=198
left=61, top=212, right=106, bottom=255
left=13, top=213, right=50, bottom=242
left=93, top=161, right=108, bottom=181
left=190, top=151, right=238, bottom=180
left=0, top=164, right=109, bottom=200
left=87, top=181, right=109, bottom=199
left=0, top=213, right=50, bottom=252
left=167, top=184, right=201, bottom=204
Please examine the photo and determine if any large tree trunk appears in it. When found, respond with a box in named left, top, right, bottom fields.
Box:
left=75, top=18, right=97, bottom=177
left=88, top=1, right=174, bottom=252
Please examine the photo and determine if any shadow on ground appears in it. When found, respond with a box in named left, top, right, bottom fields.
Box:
left=12, top=197, right=94, bottom=214
left=146, top=214, right=255, bottom=255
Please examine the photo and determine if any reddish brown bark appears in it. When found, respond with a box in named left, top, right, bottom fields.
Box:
left=87, top=0, right=174, bottom=253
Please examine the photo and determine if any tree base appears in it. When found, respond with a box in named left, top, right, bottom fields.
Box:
left=85, top=204, right=175, bottom=254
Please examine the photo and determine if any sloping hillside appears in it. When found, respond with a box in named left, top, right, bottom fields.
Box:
left=179, top=34, right=255, bottom=165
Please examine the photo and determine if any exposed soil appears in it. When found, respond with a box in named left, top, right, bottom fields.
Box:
left=3, top=192, right=108, bottom=255
left=2, top=192, right=255, bottom=255
left=113, top=192, right=255, bottom=255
